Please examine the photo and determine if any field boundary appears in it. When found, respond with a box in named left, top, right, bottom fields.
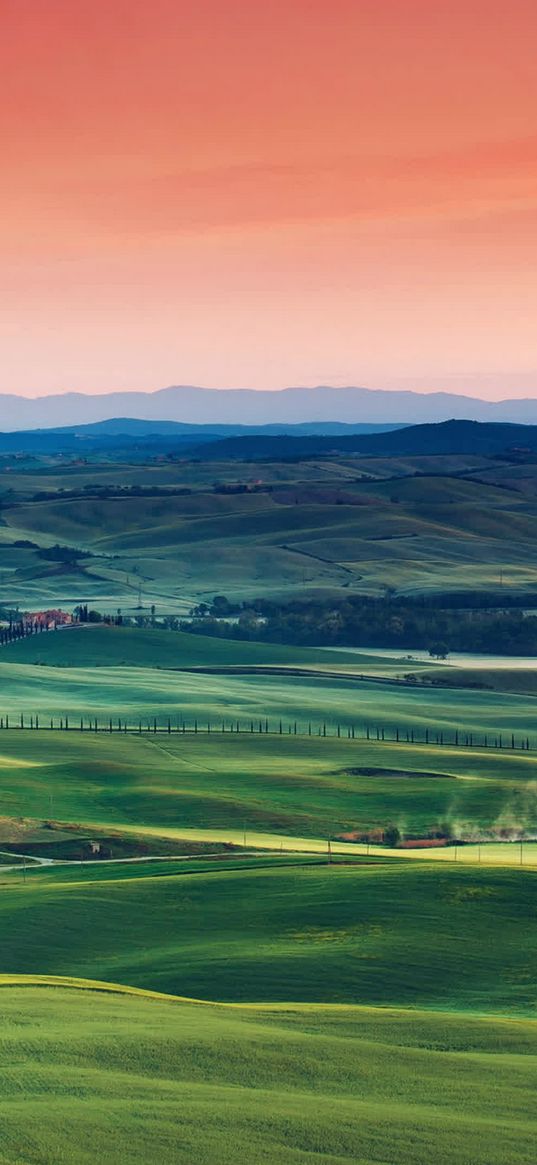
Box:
left=0, top=718, right=531, bottom=754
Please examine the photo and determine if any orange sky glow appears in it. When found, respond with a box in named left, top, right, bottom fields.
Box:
left=2, top=0, right=537, bottom=397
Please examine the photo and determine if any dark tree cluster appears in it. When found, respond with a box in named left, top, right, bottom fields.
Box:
left=184, top=593, right=537, bottom=656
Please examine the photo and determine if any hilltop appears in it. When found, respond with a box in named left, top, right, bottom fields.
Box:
left=194, top=418, right=537, bottom=460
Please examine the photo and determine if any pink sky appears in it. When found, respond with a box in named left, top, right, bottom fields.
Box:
left=2, top=0, right=537, bottom=399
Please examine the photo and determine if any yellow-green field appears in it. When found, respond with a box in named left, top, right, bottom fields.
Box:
left=1, top=980, right=536, bottom=1165
left=0, top=624, right=535, bottom=1162
left=0, top=727, right=536, bottom=847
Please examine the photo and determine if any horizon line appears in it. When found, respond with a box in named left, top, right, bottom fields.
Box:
left=3, top=382, right=537, bottom=405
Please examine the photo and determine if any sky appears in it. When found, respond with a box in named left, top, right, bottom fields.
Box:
left=2, top=0, right=537, bottom=399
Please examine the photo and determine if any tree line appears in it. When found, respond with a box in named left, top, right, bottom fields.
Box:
left=186, top=593, right=537, bottom=655
left=0, top=714, right=531, bottom=753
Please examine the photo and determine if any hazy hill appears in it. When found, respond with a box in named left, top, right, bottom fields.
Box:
left=193, top=419, right=537, bottom=460
left=0, top=418, right=402, bottom=455
left=2, top=417, right=537, bottom=459
left=2, top=383, right=537, bottom=430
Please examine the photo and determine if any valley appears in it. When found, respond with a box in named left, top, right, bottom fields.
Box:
left=1, top=429, right=537, bottom=1163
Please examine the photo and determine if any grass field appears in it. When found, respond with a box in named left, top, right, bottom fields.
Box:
left=1, top=981, right=535, bottom=1165
left=1, top=656, right=537, bottom=748
left=2, top=624, right=377, bottom=671
left=3, top=443, right=537, bottom=1163
left=0, top=609, right=535, bottom=1156
left=0, top=729, right=536, bottom=843
left=1, top=859, right=536, bottom=1011
left=5, top=459, right=537, bottom=607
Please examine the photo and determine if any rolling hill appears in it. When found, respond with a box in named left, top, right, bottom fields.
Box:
left=194, top=419, right=537, bottom=460
left=1, top=859, right=536, bottom=1010
left=1, top=980, right=535, bottom=1165
left=5, top=456, right=537, bottom=606
left=2, top=625, right=362, bottom=669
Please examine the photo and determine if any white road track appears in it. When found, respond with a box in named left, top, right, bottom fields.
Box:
left=2, top=831, right=535, bottom=870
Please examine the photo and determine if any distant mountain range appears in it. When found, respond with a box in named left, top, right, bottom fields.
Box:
left=2, top=383, right=537, bottom=431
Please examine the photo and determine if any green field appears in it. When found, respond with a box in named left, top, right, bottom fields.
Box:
left=0, top=859, right=535, bottom=1011
left=4, top=457, right=537, bottom=607
left=0, top=617, right=535, bottom=1157
left=2, top=624, right=377, bottom=670
left=1, top=981, right=536, bottom=1165
left=0, top=657, right=536, bottom=748
left=1, top=728, right=536, bottom=844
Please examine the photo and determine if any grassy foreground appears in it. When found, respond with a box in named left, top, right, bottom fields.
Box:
left=0, top=980, right=535, bottom=1165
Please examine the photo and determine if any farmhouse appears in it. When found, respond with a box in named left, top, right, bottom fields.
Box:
left=24, top=609, right=73, bottom=630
